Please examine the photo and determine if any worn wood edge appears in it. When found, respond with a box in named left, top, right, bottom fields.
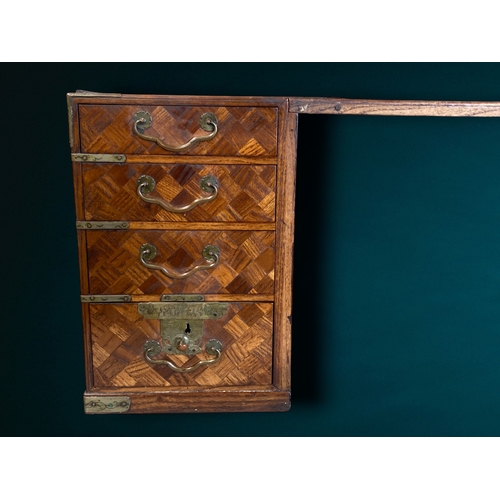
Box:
left=125, top=222, right=276, bottom=231
left=289, top=97, right=500, bottom=117
left=77, top=230, right=89, bottom=294
left=134, top=294, right=274, bottom=302
left=90, top=385, right=278, bottom=393
left=84, top=389, right=290, bottom=413
left=200, top=294, right=274, bottom=302
left=67, top=96, right=80, bottom=151
left=81, top=294, right=274, bottom=302
left=68, top=93, right=287, bottom=107
left=78, top=222, right=275, bottom=230
left=72, top=163, right=84, bottom=221
left=272, top=100, right=297, bottom=391
left=78, top=238, right=91, bottom=388
left=81, top=303, right=94, bottom=389
left=75, top=155, right=278, bottom=165
left=67, top=94, right=74, bottom=149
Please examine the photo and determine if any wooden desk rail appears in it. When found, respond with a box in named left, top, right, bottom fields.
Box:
left=289, top=98, right=500, bottom=117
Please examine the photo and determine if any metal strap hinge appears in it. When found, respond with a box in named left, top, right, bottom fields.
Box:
left=81, top=295, right=132, bottom=303
left=84, top=396, right=130, bottom=414
left=71, top=153, right=126, bottom=163
left=76, top=221, right=129, bottom=230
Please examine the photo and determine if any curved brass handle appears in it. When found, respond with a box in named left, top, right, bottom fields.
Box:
left=132, top=111, right=218, bottom=152
left=144, top=339, right=222, bottom=373
left=139, top=243, right=220, bottom=279
left=136, top=174, right=218, bottom=213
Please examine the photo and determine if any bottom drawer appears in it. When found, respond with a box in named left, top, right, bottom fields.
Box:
left=88, top=301, right=274, bottom=390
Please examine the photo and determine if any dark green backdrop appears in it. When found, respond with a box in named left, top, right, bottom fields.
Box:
left=3, top=63, right=500, bottom=436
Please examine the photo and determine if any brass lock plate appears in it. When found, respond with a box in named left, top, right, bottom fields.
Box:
left=138, top=302, right=228, bottom=355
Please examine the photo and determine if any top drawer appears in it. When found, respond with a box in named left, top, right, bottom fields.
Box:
left=79, top=105, right=278, bottom=157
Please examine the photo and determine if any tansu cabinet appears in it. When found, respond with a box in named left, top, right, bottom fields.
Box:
left=67, top=91, right=298, bottom=414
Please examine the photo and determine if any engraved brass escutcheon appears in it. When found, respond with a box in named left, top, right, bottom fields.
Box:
left=138, top=301, right=228, bottom=356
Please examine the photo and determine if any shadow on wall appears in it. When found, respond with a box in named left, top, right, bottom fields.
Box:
left=291, top=113, right=340, bottom=406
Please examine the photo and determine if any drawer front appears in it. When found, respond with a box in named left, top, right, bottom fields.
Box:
left=89, top=302, right=273, bottom=388
left=82, top=163, right=276, bottom=222
left=87, top=230, right=275, bottom=295
left=79, top=105, right=278, bottom=156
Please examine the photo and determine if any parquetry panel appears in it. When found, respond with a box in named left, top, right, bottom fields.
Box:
left=82, top=163, right=276, bottom=222
left=89, top=302, right=273, bottom=388
left=87, top=230, right=275, bottom=295
left=79, top=105, right=278, bottom=157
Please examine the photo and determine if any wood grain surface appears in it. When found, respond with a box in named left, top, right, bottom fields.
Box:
left=84, top=388, right=290, bottom=413
left=86, top=230, right=275, bottom=296
left=79, top=105, right=278, bottom=156
left=273, top=100, right=298, bottom=391
left=89, top=302, right=274, bottom=389
left=289, top=97, right=500, bottom=116
left=83, top=163, right=276, bottom=222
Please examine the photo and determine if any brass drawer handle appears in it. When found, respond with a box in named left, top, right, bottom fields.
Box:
left=144, top=339, right=222, bottom=373
left=136, top=174, right=218, bottom=213
left=132, top=111, right=218, bottom=152
left=139, top=243, right=220, bottom=279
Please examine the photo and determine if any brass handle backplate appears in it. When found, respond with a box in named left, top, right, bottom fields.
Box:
left=139, top=243, right=220, bottom=279
left=136, top=174, right=218, bottom=213
left=143, top=339, right=222, bottom=373
left=132, top=111, right=218, bottom=152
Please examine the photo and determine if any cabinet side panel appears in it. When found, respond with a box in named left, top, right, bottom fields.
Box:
left=273, top=101, right=298, bottom=390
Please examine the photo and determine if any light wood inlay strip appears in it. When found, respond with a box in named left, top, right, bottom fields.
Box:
left=289, top=97, right=500, bottom=117
left=114, top=155, right=278, bottom=165
left=127, top=222, right=275, bottom=231
left=126, top=294, right=274, bottom=303
left=202, top=294, right=274, bottom=302
left=89, top=386, right=278, bottom=393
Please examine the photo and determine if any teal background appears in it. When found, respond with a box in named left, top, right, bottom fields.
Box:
left=2, top=63, right=500, bottom=436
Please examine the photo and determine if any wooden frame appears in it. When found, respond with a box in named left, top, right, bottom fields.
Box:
left=290, top=97, right=500, bottom=117
left=69, top=93, right=297, bottom=413
left=69, top=92, right=500, bottom=414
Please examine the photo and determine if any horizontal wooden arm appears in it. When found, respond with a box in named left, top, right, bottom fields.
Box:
left=289, top=97, right=500, bottom=117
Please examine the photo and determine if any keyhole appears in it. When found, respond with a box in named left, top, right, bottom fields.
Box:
left=185, top=323, right=191, bottom=334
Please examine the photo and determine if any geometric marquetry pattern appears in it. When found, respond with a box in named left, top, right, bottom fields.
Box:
left=83, top=163, right=276, bottom=222
left=87, top=230, right=275, bottom=295
left=79, top=105, right=278, bottom=157
left=90, top=302, right=273, bottom=388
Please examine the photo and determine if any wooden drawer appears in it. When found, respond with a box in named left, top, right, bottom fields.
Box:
left=88, top=302, right=274, bottom=389
left=86, top=230, right=275, bottom=296
left=82, top=163, right=276, bottom=222
left=79, top=104, right=278, bottom=157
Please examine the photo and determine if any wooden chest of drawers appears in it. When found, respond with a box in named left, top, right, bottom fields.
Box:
left=67, top=91, right=298, bottom=413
